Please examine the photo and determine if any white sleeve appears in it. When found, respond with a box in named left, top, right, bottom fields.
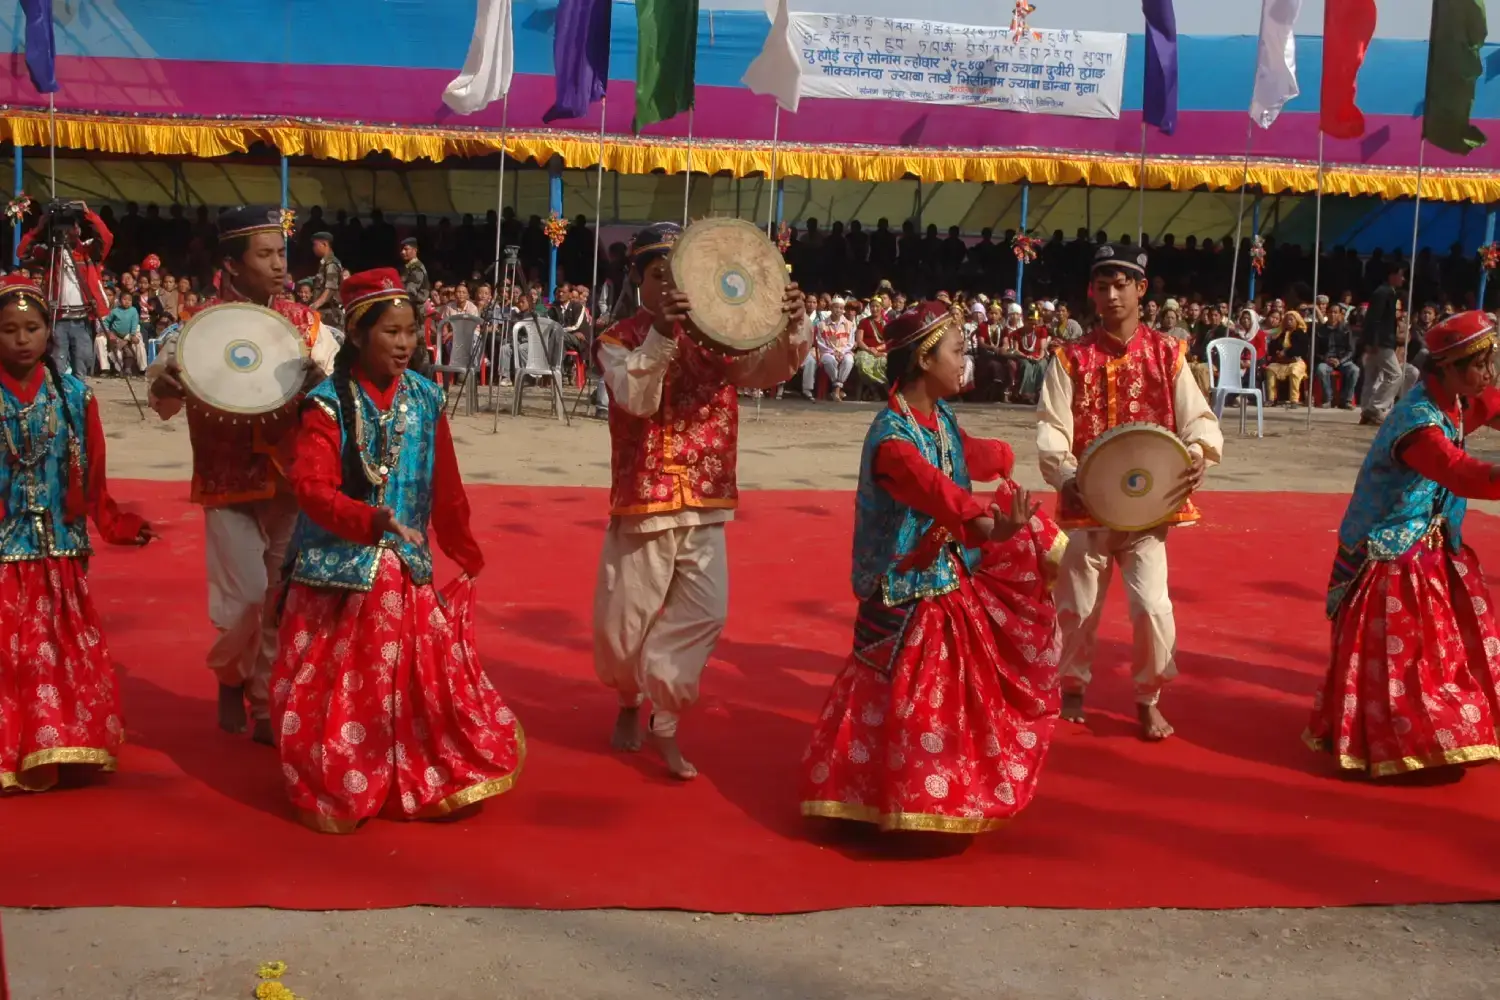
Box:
left=599, top=329, right=679, bottom=417
left=1036, top=352, right=1077, bottom=489
left=1173, top=354, right=1224, bottom=467
left=307, top=317, right=338, bottom=376
left=724, top=317, right=815, bottom=391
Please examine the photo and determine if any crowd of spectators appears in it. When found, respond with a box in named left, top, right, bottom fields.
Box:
left=4, top=199, right=1486, bottom=425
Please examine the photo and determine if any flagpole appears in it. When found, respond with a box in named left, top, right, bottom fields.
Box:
left=1136, top=121, right=1148, bottom=244
left=1307, top=130, right=1325, bottom=431
left=1228, top=119, right=1253, bottom=310
left=1402, top=140, right=1427, bottom=368
left=587, top=95, right=608, bottom=416
left=683, top=107, right=695, bottom=227
left=490, top=92, right=510, bottom=436
left=766, top=105, right=780, bottom=237
left=48, top=93, right=57, bottom=198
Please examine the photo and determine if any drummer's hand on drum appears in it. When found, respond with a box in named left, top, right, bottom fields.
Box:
left=1166, top=449, right=1207, bottom=508
left=656, top=289, right=693, bottom=338
left=151, top=359, right=186, bottom=401
left=375, top=506, right=424, bottom=546
left=782, top=282, right=808, bottom=333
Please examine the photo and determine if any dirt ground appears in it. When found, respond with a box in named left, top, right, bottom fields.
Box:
left=5, top=381, right=1499, bottom=1000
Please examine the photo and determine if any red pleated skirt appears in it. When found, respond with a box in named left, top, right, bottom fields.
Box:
left=1306, top=541, right=1500, bottom=777
left=800, top=528, right=1062, bottom=834
left=0, top=557, right=123, bottom=793
left=271, top=552, right=524, bottom=833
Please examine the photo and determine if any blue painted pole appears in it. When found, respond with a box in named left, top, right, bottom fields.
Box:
left=775, top=178, right=785, bottom=228
left=11, top=144, right=22, bottom=267
left=548, top=158, right=563, bottom=297
left=1480, top=205, right=1497, bottom=308
left=1248, top=198, right=1261, bottom=303
left=1016, top=181, right=1031, bottom=301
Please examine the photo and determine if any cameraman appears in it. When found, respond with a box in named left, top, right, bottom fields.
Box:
left=18, top=200, right=113, bottom=377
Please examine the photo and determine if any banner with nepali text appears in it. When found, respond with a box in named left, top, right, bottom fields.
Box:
left=788, top=13, right=1126, bottom=119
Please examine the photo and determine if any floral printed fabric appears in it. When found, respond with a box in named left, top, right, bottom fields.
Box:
left=1306, top=542, right=1500, bottom=777
left=0, top=558, right=123, bottom=792
left=801, top=529, right=1061, bottom=833
left=272, top=552, right=523, bottom=832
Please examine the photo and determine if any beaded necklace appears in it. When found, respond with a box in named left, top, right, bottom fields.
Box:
left=350, top=378, right=409, bottom=495
left=894, top=391, right=953, bottom=478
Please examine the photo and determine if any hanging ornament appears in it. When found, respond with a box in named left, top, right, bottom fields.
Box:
left=776, top=222, right=791, bottom=255
left=5, top=194, right=32, bottom=224
left=1249, top=235, right=1266, bottom=276
left=1012, top=232, right=1041, bottom=264
left=1481, top=242, right=1500, bottom=272
left=543, top=212, right=569, bottom=248
left=1010, top=1, right=1041, bottom=44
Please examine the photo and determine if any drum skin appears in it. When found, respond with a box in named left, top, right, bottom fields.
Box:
left=174, top=303, right=308, bottom=421
left=1076, top=422, right=1191, bottom=532
left=668, top=218, right=789, bottom=355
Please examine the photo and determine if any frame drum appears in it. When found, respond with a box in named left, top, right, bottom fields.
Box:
left=668, top=218, right=789, bottom=355
left=174, top=302, right=308, bottom=422
left=1076, top=422, right=1192, bottom=532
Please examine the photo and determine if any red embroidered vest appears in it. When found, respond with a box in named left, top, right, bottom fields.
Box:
left=187, top=291, right=322, bottom=507
left=601, top=312, right=740, bottom=517
left=1056, top=325, right=1200, bottom=529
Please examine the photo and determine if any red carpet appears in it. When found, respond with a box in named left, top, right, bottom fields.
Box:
left=5, top=483, right=1500, bottom=913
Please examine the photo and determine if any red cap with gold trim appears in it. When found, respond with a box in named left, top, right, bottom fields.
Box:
left=0, top=273, right=47, bottom=314
left=1426, top=310, right=1496, bottom=363
left=341, top=267, right=410, bottom=326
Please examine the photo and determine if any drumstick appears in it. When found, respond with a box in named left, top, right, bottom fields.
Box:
left=117, top=366, right=148, bottom=421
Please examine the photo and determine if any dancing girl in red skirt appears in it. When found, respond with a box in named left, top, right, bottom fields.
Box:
left=0, top=274, right=154, bottom=793
left=801, top=302, right=1065, bottom=833
left=1308, top=310, right=1500, bottom=777
left=271, top=269, right=522, bottom=832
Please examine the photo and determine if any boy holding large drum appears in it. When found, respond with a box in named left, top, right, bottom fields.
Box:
left=1036, top=243, right=1223, bottom=741
left=592, top=221, right=811, bottom=780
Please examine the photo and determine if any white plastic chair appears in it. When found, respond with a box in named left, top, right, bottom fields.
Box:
left=510, top=314, right=569, bottom=424
left=432, top=315, right=482, bottom=414
left=1207, top=337, right=1263, bottom=438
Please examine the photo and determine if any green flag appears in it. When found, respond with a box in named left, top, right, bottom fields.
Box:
left=1423, top=0, right=1488, bottom=155
left=633, top=0, right=699, bottom=132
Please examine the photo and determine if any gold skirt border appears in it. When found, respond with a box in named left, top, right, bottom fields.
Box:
left=295, top=725, right=526, bottom=835
left=801, top=799, right=1009, bottom=835
left=1302, top=731, right=1500, bottom=777
left=0, top=746, right=118, bottom=792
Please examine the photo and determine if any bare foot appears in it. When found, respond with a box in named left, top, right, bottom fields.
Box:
left=251, top=718, right=275, bottom=747
left=218, top=684, right=247, bottom=735
left=650, top=732, right=699, bottom=781
left=611, top=705, right=643, bottom=752
left=1060, top=690, right=1086, bottom=724
left=1137, top=703, right=1174, bottom=741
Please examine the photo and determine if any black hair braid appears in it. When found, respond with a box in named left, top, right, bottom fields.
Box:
left=330, top=339, right=368, bottom=503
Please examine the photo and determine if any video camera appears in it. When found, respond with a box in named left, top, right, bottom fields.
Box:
left=37, top=198, right=91, bottom=249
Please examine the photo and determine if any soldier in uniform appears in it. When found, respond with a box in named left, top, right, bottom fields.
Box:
left=400, top=237, right=431, bottom=305
left=310, top=231, right=344, bottom=331
left=145, top=207, right=339, bottom=745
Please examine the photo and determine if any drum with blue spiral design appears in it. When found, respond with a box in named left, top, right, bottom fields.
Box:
left=1076, top=422, right=1192, bottom=532
left=173, top=302, right=308, bottom=422
left=668, top=217, right=789, bottom=357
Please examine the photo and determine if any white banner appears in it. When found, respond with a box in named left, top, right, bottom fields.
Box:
left=788, top=14, right=1126, bottom=119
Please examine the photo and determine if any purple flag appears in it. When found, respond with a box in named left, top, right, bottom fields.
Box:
left=1142, top=0, right=1178, bottom=135
left=543, top=0, right=612, bottom=123
left=20, top=0, right=59, bottom=94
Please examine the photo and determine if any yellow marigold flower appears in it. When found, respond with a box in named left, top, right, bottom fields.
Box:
left=257, top=962, right=289, bottom=980
left=254, top=983, right=297, bottom=1000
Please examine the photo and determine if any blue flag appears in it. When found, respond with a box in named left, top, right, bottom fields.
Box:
left=20, top=0, right=59, bottom=95
left=1142, top=0, right=1178, bottom=135
left=543, top=0, right=612, bottom=123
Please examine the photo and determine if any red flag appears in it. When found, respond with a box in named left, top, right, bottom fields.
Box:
left=1320, top=0, right=1378, bottom=138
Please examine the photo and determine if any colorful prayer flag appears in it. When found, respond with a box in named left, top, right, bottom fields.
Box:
left=1319, top=0, right=1377, bottom=139
left=542, top=0, right=612, bottom=124
left=19, top=0, right=58, bottom=95
left=633, top=0, right=700, bottom=132
left=1250, top=0, right=1301, bottom=129
left=1423, top=0, right=1489, bottom=155
left=443, top=0, right=514, bottom=115
left=742, top=0, right=802, bottom=113
left=1142, top=0, right=1178, bottom=135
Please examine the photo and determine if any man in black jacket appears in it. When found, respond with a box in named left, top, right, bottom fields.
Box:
left=1360, top=263, right=1406, bottom=425
left=1316, top=304, right=1360, bottom=409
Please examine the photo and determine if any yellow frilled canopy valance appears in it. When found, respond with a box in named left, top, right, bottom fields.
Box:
left=4, top=108, right=1500, bottom=202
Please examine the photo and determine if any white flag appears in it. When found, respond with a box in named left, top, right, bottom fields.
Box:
left=741, top=0, right=802, bottom=113
left=443, top=0, right=514, bottom=115
left=1249, top=0, right=1301, bottom=129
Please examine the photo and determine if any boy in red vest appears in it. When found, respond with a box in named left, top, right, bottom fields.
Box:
left=593, top=223, right=810, bottom=779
